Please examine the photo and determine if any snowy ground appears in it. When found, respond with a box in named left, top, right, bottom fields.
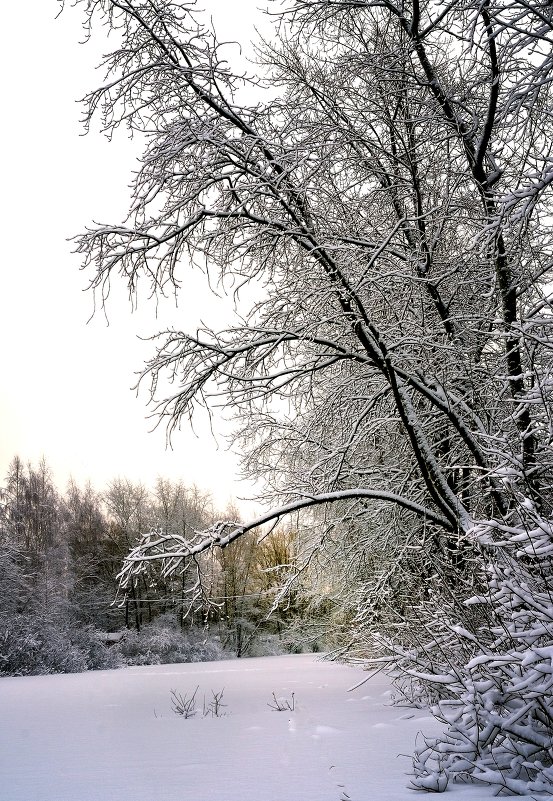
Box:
left=0, top=654, right=497, bottom=801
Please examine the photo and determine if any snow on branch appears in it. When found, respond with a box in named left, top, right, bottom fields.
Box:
left=117, top=488, right=454, bottom=590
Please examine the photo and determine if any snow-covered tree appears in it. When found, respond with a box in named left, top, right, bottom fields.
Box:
left=69, top=0, right=553, bottom=791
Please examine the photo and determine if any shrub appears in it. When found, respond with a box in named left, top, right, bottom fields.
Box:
left=373, top=518, right=553, bottom=795
left=0, top=613, right=118, bottom=676
left=114, top=614, right=230, bottom=666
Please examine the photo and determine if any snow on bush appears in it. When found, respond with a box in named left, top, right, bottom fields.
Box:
left=113, top=614, right=231, bottom=666
left=0, top=613, right=119, bottom=676
left=373, top=515, right=553, bottom=795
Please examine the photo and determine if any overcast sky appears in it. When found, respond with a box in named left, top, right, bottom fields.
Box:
left=0, top=0, right=266, bottom=513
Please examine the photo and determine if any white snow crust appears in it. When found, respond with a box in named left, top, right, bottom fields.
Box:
left=0, top=654, right=496, bottom=800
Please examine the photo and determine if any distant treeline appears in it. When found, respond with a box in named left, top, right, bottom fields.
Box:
left=0, top=456, right=312, bottom=676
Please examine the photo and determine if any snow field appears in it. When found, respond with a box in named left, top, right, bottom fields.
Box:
left=0, top=654, right=495, bottom=801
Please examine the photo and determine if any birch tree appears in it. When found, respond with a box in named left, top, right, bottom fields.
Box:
left=70, top=0, right=553, bottom=791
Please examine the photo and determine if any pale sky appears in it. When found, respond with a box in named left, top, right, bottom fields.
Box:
left=0, top=0, right=267, bottom=513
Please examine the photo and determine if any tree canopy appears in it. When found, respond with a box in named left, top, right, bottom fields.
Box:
left=70, top=0, right=553, bottom=793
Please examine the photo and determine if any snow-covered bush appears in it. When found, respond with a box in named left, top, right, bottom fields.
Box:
left=0, top=613, right=118, bottom=676
left=68, top=624, right=122, bottom=671
left=114, top=614, right=230, bottom=666
left=248, top=633, right=287, bottom=658
left=372, top=516, right=553, bottom=795
left=0, top=610, right=230, bottom=675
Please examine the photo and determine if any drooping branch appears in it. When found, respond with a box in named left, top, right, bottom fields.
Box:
left=117, top=486, right=454, bottom=589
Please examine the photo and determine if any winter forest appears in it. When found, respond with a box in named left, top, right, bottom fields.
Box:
left=3, top=0, right=553, bottom=796
left=0, top=456, right=306, bottom=669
